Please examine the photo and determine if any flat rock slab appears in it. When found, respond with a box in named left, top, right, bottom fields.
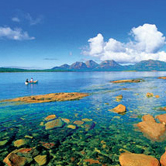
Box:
left=119, top=152, right=160, bottom=166
left=1, top=92, right=88, bottom=103
left=111, top=79, right=144, bottom=83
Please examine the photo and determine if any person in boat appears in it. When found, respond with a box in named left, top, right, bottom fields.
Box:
left=25, top=79, right=29, bottom=83
left=30, top=78, right=33, bottom=82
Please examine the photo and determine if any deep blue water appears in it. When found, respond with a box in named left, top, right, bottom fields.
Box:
left=1, top=71, right=166, bottom=165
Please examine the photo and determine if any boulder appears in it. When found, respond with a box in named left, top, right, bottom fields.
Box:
left=160, top=151, right=166, bottom=166
left=156, top=114, right=166, bottom=124
left=112, top=104, right=126, bottom=114
left=142, top=114, right=156, bottom=123
left=119, top=152, right=160, bottom=166
left=45, top=119, right=63, bottom=130
left=137, top=121, right=165, bottom=141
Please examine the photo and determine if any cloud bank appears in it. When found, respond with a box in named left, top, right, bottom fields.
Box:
left=0, top=27, right=35, bottom=40
left=83, top=24, right=166, bottom=63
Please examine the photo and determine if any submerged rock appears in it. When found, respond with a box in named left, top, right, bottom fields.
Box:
left=40, top=141, right=55, bottom=149
left=45, top=119, right=63, bottom=130
left=34, top=155, right=47, bottom=166
left=84, top=158, right=101, bottom=165
left=3, top=153, right=28, bottom=166
left=61, top=118, right=70, bottom=123
left=82, top=118, right=93, bottom=122
left=83, top=121, right=95, bottom=131
left=119, top=152, right=160, bottom=166
left=115, top=95, right=123, bottom=102
left=73, top=120, right=84, bottom=126
left=1, top=92, right=89, bottom=103
left=3, top=147, right=38, bottom=166
left=137, top=114, right=166, bottom=141
left=13, top=139, right=29, bottom=147
left=67, top=125, right=76, bottom=129
left=111, top=104, right=126, bottom=114
left=45, top=114, right=56, bottom=121
left=0, top=140, right=8, bottom=146
left=111, top=79, right=144, bottom=83
left=146, top=93, right=154, bottom=97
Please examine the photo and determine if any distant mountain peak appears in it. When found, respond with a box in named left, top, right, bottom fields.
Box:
left=70, top=61, right=87, bottom=70
left=85, top=60, right=99, bottom=68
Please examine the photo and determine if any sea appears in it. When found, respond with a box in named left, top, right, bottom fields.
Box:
left=1, top=71, right=166, bottom=165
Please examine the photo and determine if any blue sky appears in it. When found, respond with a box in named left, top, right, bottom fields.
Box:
left=1, top=0, right=166, bottom=69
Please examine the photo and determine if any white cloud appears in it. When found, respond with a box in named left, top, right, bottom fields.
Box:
left=12, top=17, right=20, bottom=22
left=88, top=33, right=104, bottom=57
left=25, top=13, right=43, bottom=26
left=0, top=27, right=35, bottom=40
left=83, top=24, right=166, bottom=63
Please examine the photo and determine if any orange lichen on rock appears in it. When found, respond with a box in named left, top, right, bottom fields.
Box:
left=1, top=92, right=88, bottom=104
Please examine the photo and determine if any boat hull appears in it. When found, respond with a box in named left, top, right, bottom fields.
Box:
left=25, top=80, right=38, bottom=85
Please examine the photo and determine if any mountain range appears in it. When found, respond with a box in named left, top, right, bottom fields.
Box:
left=52, top=59, right=166, bottom=71
left=1, top=59, right=166, bottom=72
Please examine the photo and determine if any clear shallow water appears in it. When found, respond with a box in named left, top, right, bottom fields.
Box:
left=1, top=71, right=166, bottom=165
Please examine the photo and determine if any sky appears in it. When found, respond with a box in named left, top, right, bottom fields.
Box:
left=1, top=0, right=166, bottom=69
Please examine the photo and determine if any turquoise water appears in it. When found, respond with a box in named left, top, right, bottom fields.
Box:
left=1, top=71, right=166, bottom=165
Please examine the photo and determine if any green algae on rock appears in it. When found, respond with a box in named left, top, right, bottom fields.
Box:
left=0, top=92, right=89, bottom=104
left=45, top=119, right=63, bottom=130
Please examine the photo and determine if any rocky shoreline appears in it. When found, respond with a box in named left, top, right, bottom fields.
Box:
left=2, top=77, right=166, bottom=165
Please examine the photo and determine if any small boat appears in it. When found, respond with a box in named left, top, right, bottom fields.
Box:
left=25, top=80, right=38, bottom=85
